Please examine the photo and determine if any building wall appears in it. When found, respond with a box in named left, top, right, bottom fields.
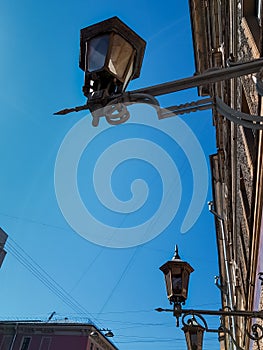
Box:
left=0, top=323, right=117, bottom=350
left=12, top=334, right=88, bottom=350
left=189, top=0, right=263, bottom=349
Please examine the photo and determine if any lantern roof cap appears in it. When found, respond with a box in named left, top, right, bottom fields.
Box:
left=159, top=245, right=194, bottom=273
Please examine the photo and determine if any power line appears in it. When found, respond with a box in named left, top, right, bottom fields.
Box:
left=5, top=237, right=102, bottom=326
left=98, top=247, right=140, bottom=315
left=0, top=212, right=67, bottom=232
left=7, top=242, right=87, bottom=315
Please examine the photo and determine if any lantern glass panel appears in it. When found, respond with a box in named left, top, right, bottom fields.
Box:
left=164, top=270, right=172, bottom=298
left=87, top=34, right=110, bottom=72
left=184, top=326, right=204, bottom=350
left=172, top=274, right=182, bottom=295
left=182, top=270, right=190, bottom=296
left=123, top=58, right=134, bottom=90
left=108, top=34, right=135, bottom=80
left=190, top=332, right=198, bottom=350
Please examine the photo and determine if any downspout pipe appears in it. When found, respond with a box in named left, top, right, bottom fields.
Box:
left=208, top=201, right=236, bottom=350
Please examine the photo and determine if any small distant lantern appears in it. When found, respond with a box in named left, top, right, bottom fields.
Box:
left=79, top=16, right=146, bottom=100
left=104, top=330, right=114, bottom=337
left=159, top=246, right=194, bottom=304
left=90, top=329, right=114, bottom=338
left=182, top=317, right=205, bottom=350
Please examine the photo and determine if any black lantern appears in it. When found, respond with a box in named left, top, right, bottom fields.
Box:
left=104, top=330, right=114, bottom=337
left=79, top=16, right=146, bottom=101
left=182, top=317, right=205, bottom=350
left=159, top=246, right=194, bottom=304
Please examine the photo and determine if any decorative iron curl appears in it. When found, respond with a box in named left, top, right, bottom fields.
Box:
left=92, top=92, right=162, bottom=126
left=218, top=325, right=247, bottom=350
left=247, top=322, right=263, bottom=341
left=218, top=312, right=263, bottom=350
left=54, top=92, right=162, bottom=126
left=103, top=102, right=130, bottom=125
left=215, top=96, right=263, bottom=130
left=182, top=312, right=209, bottom=331
left=218, top=321, right=263, bottom=350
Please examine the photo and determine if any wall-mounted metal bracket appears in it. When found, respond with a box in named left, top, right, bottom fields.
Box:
left=156, top=305, right=263, bottom=350
left=54, top=58, right=263, bottom=127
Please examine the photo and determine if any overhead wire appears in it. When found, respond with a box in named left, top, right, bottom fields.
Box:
left=98, top=247, right=140, bottom=315
left=6, top=242, right=87, bottom=315
left=5, top=237, right=102, bottom=326
left=3, top=233, right=220, bottom=349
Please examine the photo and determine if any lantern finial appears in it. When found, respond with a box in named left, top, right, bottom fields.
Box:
left=173, top=245, right=181, bottom=260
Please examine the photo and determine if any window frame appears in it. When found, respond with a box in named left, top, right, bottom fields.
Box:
left=19, top=336, right=31, bottom=350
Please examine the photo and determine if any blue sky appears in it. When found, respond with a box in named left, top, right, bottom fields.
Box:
left=1, top=1, right=220, bottom=349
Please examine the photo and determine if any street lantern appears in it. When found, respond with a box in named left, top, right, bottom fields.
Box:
left=55, top=17, right=263, bottom=131
left=79, top=16, right=146, bottom=100
left=159, top=246, right=194, bottom=304
left=182, top=317, right=205, bottom=350
left=157, top=248, right=263, bottom=349
left=104, top=330, right=114, bottom=337
left=90, top=328, right=114, bottom=338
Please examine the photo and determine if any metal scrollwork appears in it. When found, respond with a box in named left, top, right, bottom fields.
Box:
left=157, top=304, right=263, bottom=350
left=247, top=322, right=263, bottom=341
left=218, top=318, right=263, bottom=350
left=181, top=312, right=263, bottom=350
left=103, top=102, right=130, bottom=126
left=215, top=96, right=263, bottom=129
left=182, top=312, right=209, bottom=331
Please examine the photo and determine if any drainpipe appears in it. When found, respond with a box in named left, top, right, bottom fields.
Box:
left=208, top=201, right=236, bottom=350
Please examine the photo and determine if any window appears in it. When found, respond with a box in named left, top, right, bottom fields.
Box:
left=239, top=167, right=251, bottom=220
left=243, top=0, right=261, bottom=46
left=241, top=90, right=257, bottom=165
left=20, top=337, right=31, bottom=350
left=39, top=337, right=51, bottom=350
left=0, top=336, right=12, bottom=350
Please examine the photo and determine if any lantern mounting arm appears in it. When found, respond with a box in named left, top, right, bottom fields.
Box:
left=155, top=305, right=263, bottom=326
left=156, top=305, right=263, bottom=349
left=54, top=91, right=162, bottom=126
left=155, top=306, right=263, bottom=319
left=54, top=57, right=263, bottom=128
left=132, top=57, right=263, bottom=97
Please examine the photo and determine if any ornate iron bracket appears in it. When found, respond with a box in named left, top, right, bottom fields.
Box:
left=156, top=305, right=263, bottom=350
left=54, top=58, right=263, bottom=128
left=54, top=92, right=161, bottom=126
